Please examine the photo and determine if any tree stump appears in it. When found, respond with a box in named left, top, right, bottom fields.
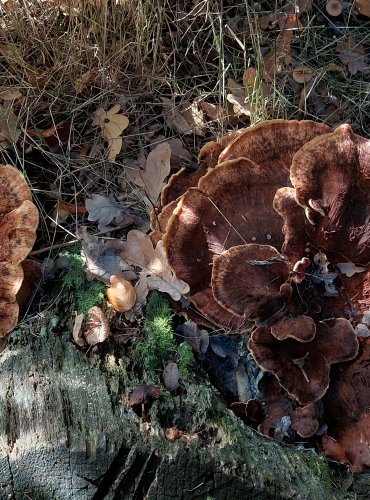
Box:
left=0, top=329, right=369, bottom=499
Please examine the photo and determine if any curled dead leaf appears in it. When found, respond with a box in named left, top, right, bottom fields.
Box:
left=128, top=143, right=172, bottom=207
left=72, top=313, right=86, bottom=347
left=160, top=97, right=192, bottom=135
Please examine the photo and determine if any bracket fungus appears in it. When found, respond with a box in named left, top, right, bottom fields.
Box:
left=0, top=165, right=38, bottom=337
left=151, top=118, right=370, bottom=469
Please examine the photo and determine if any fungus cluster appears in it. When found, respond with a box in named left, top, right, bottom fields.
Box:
left=0, top=165, right=39, bottom=338
left=151, top=120, right=370, bottom=471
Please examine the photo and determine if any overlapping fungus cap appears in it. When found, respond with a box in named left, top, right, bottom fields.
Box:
left=283, top=124, right=370, bottom=264
left=211, top=244, right=292, bottom=321
left=256, top=376, right=319, bottom=439
left=248, top=318, right=359, bottom=405
left=0, top=165, right=39, bottom=337
left=162, top=120, right=331, bottom=330
left=322, top=338, right=370, bottom=472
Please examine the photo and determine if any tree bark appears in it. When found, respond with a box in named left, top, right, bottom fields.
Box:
left=0, top=329, right=369, bottom=499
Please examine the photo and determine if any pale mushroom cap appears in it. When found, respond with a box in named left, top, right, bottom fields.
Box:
left=107, top=275, right=137, bottom=312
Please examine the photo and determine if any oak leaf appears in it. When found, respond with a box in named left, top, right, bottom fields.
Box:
left=92, top=104, right=129, bottom=160
left=120, top=230, right=190, bottom=301
left=336, top=37, right=368, bottom=75
left=128, top=143, right=171, bottom=206
left=160, top=97, right=192, bottom=135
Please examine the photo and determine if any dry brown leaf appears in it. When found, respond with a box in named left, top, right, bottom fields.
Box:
left=152, top=136, right=192, bottom=168
left=336, top=262, right=366, bottom=277
left=75, top=70, right=95, bottom=93
left=200, top=101, right=221, bottom=120
left=92, top=105, right=129, bottom=160
left=128, top=143, right=171, bottom=206
left=72, top=313, right=86, bottom=347
left=355, top=0, right=370, bottom=18
left=263, top=13, right=302, bottom=80
left=119, top=230, right=190, bottom=301
left=227, top=78, right=254, bottom=117
left=160, top=97, right=192, bottom=135
left=0, top=88, right=22, bottom=100
left=0, top=101, right=20, bottom=149
left=181, top=100, right=206, bottom=136
left=77, top=227, right=136, bottom=285
left=84, top=306, right=110, bottom=346
left=336, top=37, right=368, bottom=75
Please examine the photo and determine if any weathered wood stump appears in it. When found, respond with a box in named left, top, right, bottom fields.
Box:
left=0, top=328, right=369, bottom=499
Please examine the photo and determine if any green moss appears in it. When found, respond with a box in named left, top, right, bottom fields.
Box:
left=178, top=342, right=194, bottom=377
left=60, top=245, right=105, bottom=316
left=136, top=292, right=177, bottom=379
left=302, top=454, right=333, bottom=489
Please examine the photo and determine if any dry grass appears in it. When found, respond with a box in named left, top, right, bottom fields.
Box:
left=0, top=0, right=369, bottom=254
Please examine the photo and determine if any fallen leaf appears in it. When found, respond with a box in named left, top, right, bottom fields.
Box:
left=209, top=335, right=239, bottom=367
left=336, top=262, right=366, bottom=277
left=0, top=88, right=22, bottom=100
left=234, top=364, right=249, bottom=403
left=227, top=78, right=254, bottom=117
left=180, top=320, right=209, bottom=354
left=127, top=143, right=171, bottom=206
left=75, top=69, right=95, bottom=93
left=84, top=306, right=110, bottom=345
left=336, top=37, right=368, bottom=75
left=86, top=194, right=132, bottom=229
left=119, top=230, right=190, bottom=301
left=263, top=13, right=303, bottom=79
left=163, top=362, right=180, bottom=391
left=160, top=97, right=192, bottom=135
left=151, top=136, right=192, bottom=168
left=0, top=101, right=20, bottom=149
left=181, top=100, right=206, bottom=136
left=72, top=313, right=86, bottom=347
left=77, top=226, right=136, bottom=285
left=92, top=105, right=129, bottom=160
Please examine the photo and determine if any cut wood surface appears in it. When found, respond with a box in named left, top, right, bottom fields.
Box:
left=0, top=332, right=369, bottom=499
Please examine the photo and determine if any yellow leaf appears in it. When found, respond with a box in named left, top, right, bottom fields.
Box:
left=92, top=105, right=129, bottom=160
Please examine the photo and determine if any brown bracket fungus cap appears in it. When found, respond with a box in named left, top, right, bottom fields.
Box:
left=218, top=119, right=331, bottom=166
left=248, top=318, right=359, bottom=405
left=163, top=157, right=289, bottom=331
left=256, top=376, right=319, bottom=439
left=290, top=124, right=370, bottom=264
left=159, top=120, right=331, bottom=330
left=211, top=244, right=291, bottom=321
left=0, top=165, right=39, bottom=337
left=322, top=338, right=370, bottom=472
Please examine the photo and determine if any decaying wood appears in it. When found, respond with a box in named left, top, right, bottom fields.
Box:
left=0, top=330, right=369, bottom=499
